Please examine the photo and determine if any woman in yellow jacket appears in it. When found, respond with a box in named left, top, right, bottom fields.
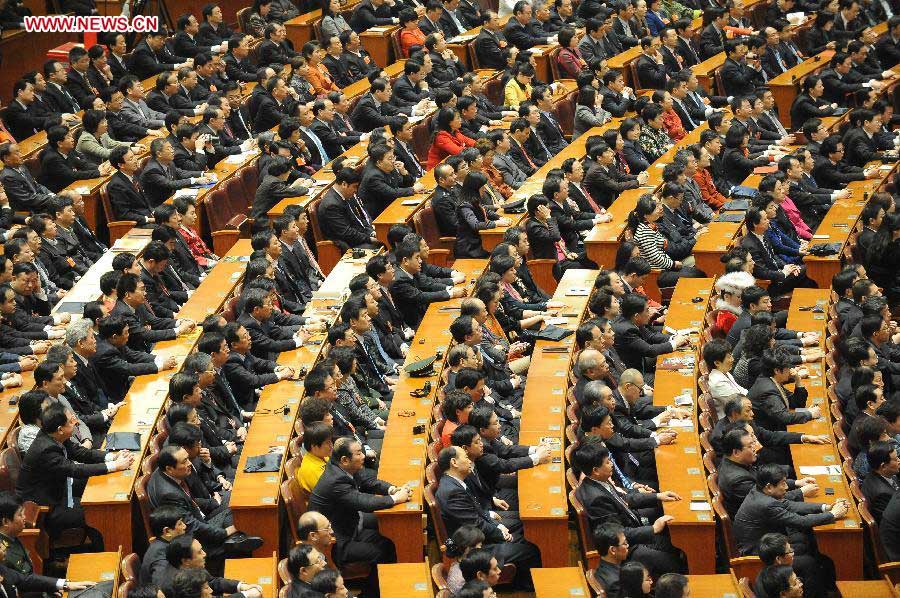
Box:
left=504, top=63, right=534, bottom=109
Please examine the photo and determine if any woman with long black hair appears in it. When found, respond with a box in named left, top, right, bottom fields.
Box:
left=426, top=107, right=476, bottom=169
left=626, top=194, right=705, bottom=287
left=454, top=172, right=508, bottom=258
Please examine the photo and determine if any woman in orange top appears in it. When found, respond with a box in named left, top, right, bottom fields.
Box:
left=426, top=107, right=476, bottom=170
left=475, top=138, right=513, bottom=200
left=399, top=9, right=426, bottom=58
left=302, top=40, right=340, bottom=96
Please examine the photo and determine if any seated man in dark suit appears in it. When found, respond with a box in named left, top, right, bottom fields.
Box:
left=16, top=403, right=134, bottom=551
left=390, top=239, right=465, bottom=329
left=350, top=78, right=411, bottom=133
left=236, top=288, right=306, bottom=362
left=90, top=314, right=177, bottom=403
left=592, top=522, right=628, bottom=597
left=37, top=125, right=108, bottom=193
left=140, top=505, right=187, bottom=586
left=753, top=533, right=828, bottom=598
left=434, top=445, right=541, bottom=588
left=612, top=293, right=689, bottom=372
left=358, top=143, right=422, bottom=220
left=221, top=322, right=294, bottom=409
left=635, top=36, right=669, bottom=90
left=748, top=346, right=821, bottom=433
left=573, top=441, right=684, bottom=577
left=5, top=79, right=54, bottom=142
left=734, top=463, right=845, bottom=591
left=717, top=426, right=816, bottom=520
left=307, top=437, right=409, bottom=579
left=250, top=157, right=310, bottom=226
left=740, top=207, right=817, bottom=297
left=106, top=147, right=154, bottom=226
left=147, top=445, right=262, bottom=560
left=862, top=440, right=900, bottom=522
left=159, top=535, right=263, bottom=597
left=137, top=242, right=186, bottom=319
left=140, top=138, right=211, bottom=208
left=318, top=167, right=379, bottom=251
left=504, top=1, right=553, bottom=50
left=112, top=272, right=190, bottom=353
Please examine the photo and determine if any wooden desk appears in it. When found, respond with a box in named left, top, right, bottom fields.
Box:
left=519, top=269, right=595, bottom=567
left=687, top=573, right=742, bottom=597
left=375, top=260, right=485, bottom=562
left=691, top=221, right=740, bottom=278
left=64, top=550, right=120, bottom=596
left=224, top=554, right=278, bottom=598
left=769, top=51, right=834, bottom=129
left=786, top=289, right=864, bottom=580
left=532, top=567, right=591, bottom=598
left=378, top=561, right=434, bottom=597
left=608, top=45, right=644, bottom=89
left=837, top=580, right=895, bottom=598
left=653, top=278, right=717, bottom=574
left=361, top=26, right=400, bottom=68
left=80, top=241, right=252, bottom=553
left=691, top=53, right=725, bottom=94
left=285, top=11, right=324, bottom=49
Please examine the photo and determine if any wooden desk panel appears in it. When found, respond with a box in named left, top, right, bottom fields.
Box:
left=80, top=241, right=252, bottom=554
left=532, top=567, right=591, bottom=598
left=65, top=550, right=120, bottom=596
left=693, top=221, right=740, bottom=278
left=837, top=580, right=895, bottom=598
left=378, top=561, right=434, bottom=597
left=224, top=554, right=278, bottom=598
left=687, top=573, right=742, bottom=597
left=361, top=26, right=399, bottom=68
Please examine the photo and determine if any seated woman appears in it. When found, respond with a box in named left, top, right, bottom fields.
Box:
left=703, top=339, right=747, bottom=419
left=638, top=103, right=674, bottom=162
left=504, top=63, right=534, bottom=109
left=713, top=270, right=755, bottom=337
left=302, top=40, right=340, bottom=96
left=525, top=194, right=596, bottom=280
left=426, top=107, right=476, bottom=170
left=573, top=85, right=611, bottom=140
left=732, top=323, right=774, bottom=390
left=645, top=0, right=669, bottom=34
left=557, top=26, right=588, bottom=79
left=489, top=254, right=554, bottom=332
left=722, top=126, right=773, bottom=188
left=864, top=213, right=900, bottom=301
left=626, top=193, right=705, bottom=288
left=760, top=173, right=811, bottom=241
left=652, top=89, right=686, bottom=142
left=247, top=0, right=275, bottom=37
left=621, top=118, right=651, bottom=173
left=76, top=108, right=134, bottom=164
left=454, top=172, right=507, bottom=258
left=319, top=0, right=351, bottom=41
left=755, top=195, right=807, bottom=266
left=476, top=138, right=514, bottom=200
left=399, top=8, right=425, bottom=57
left=444, top=525, right=487, bottom=596
left=174, top=196, right=218, bottom=270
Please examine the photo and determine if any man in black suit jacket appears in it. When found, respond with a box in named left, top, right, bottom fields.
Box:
left=636, top=39, right=669, bottom=90
left=140, top=138, right=208, bottom=208
left=108, top=147, right=156, bottom=224
left=504, top=2, right=552, bottom=50
left=740, top=208, right=817, bottom=296
left=129, top=33, right=189, bottom=81
left=433, top=445, right=541, bottom=580
left=250, top=158, right=307, bottom=224
left=349, top=0, right=395, bottom=32
left=91, top=314, right=176, bottom=402
left=747, top=350, right=819, bottom=433
left=64, top=47, right=98, bottom=110
left=844, top=118, right=895, bottom=168
left=274, top=212, right=325, bottom=304
left=592, top=523, right=628, bottom=598
left=359, top=144, right=419, bottom=219
left=174, top=15, right=219, bottom=57
left=221, top=323, right=289, bottom=409
left=17, top=402, right=133, bottom=544
left=877, top=18, right=900, bottom=68
left=391, top=64, right=432, bottom=109
left=861, top=441, right=900, bottom=522
left=881, top=489, right=900, bottom=560
left=0, top=143, right=58, bottom=213
left=351, top=78, right=412, bottom=132
left=572, top=442, right=685, bottom=576
left=197, top=5, right=235, bottom=46
left=545, top=177, right=593, bottom=250
left=613, top=294, right=687, bottom=373
left=4, top=80, right=55, bottom=142
left=236, top=289, right=305, bottom=362
left=720, top=40, right=766, bottom=98
left=68, top=320, right=111, bottom=410
left=390, top=240, right=462, bottom=328
left=321, top=37, right=356, bottom=88
left=475, top=12, right=511, bottom=69
left=257, top=24, right=299, bottom=68
left=112, top=273, right=185, bottom=353
left=147, top=445, right=262, bottom=556
left=532, top=86, right=568, bottom=155
left=734, top=463, right=847, bottom=558
left=139, top=242, right=186, bottom=319
left=223, top=36, right=259, bottom=83
left=698, top=9, right=727, bottom=59
left=37, top=127, right=103, bottom=193
left=307, top=438, right=408, bottom=566
left=318, top=170, right=379, bottom=250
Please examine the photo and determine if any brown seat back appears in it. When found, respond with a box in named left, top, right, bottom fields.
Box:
left=134, top=473, right=153, bottom=540
left=0, top=447, right=22, bottom=493
left=585, top=567, right=608, bottom=597
left=413, top=201, right=455, bottom=255
left=280, top=476, right=310, bottom=544
left=569, top=486, right=600, bottom=570
left=120, top=552, right=140, bottom=581
left=307, top=196, right=342, bottom=275
left=424, top=480, right=449, bottom=549
left=99, top=181, right=136, bottom=244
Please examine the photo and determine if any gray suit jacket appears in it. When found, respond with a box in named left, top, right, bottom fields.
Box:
left=492, top=152, right=526, bottom=188
left=121, top=98, right=166, bottom=129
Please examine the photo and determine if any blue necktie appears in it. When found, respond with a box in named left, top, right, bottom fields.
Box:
left=302, top=127, right=329, bottom=163
left=62, top=445, right=74, bottom=508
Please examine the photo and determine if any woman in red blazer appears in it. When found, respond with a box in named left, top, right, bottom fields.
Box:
left=556, top=27, right=587, bottom=79
left=399, top=9, right=426, bottom=57
left=426, top=107, right=476, bottom=169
